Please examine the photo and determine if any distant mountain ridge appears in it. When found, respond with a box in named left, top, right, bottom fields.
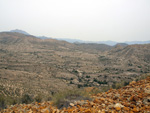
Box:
left=37, top=36, right=50, bottom=39
left=10, top=29, right=30, bottom=35
left=6, top=29, right=150, bottom=46
left=9, top=29, right=50, bottom=39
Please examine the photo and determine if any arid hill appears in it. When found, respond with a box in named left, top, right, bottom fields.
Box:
left=0, top=32, right=150, bottom=101
left=1, top=75, right=150, bottom=112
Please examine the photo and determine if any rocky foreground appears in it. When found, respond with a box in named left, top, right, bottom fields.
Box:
left=1, top=77, right=150, bottom=113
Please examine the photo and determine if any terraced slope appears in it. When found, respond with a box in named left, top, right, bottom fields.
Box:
left=0, top=32, right=150, bottom=107
left=0, top=32, right=113, bottom=97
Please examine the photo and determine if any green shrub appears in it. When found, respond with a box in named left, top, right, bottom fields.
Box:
left=86, top=75, right=90, bottom=78
left=0, top=95, right=6, bottom=109
left=136, top=73, right=150, bottom=82
left=70, top=81, right=73, bottom=84
left=112, top=81, right=130, bottom=89
left=77, top=84, right=82, bottom=88
left=89, top=87, right=101, bottom=95
left=70, top=78, right=73, bottom=80
left=0, top=95, right=19, bottom=110
left=21, top=94, right=33, bottom=104
left=52, top=88, right=90, bottom=109
left=34, top=94, right=42, bottom=103
left=101, top=86, right=111, bottom=92
left=124, top=81, right=129, bottom=86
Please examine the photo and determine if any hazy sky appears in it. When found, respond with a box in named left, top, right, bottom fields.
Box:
left=0, top=0, right=150, bottom=42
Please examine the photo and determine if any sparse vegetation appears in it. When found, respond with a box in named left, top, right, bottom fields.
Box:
left=21, top=94, right=33, bottom=104
left=52, top=88, right=91, bottom=109
left=34, top=94, right=43, bottom=103
left=89, top=87, right=101, bottom=95
left=0, top=95, right=19, bottom=110
left=86, top=75, right=90, bottom=78
left=0, top=95, right=6, bottom=110
left=0, top=33, right=150, bottom=110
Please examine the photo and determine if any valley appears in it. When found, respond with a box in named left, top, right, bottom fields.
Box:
left=0, top=32, right=150, bottom=103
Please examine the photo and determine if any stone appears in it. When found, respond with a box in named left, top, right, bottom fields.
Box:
left=69, top=103, right=74, bottom=107
left=115, top=107, right=121, bottom=111
left=143, top=97, right=150, bottom=105
left=132, top=107, right=139, bottom=112
left=93, top=99, right=99, bottom=103
left=84, top=109, right=91, bottom=113
left=2, top=77, right=150, bottom=113
left=123, top=107, right=129, bottom=111
left=129, top=81, right=136, bottom=85
left=107, top=104, right=114, bottom=109
left=41, top=109, right=49, bottom=113
left=114, top=103, right=124, bottom=108
left=145, top=89, right=150, bottom=94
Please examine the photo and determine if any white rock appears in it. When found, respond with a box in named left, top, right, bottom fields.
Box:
left=114, top=103, right=124, bottom=108
left=70, top=103, right=74, bottom=107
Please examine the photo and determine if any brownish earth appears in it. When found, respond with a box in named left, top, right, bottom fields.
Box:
left=0, top=32, right=150, bottom=98
left=1, top=75, right=150, bottom=113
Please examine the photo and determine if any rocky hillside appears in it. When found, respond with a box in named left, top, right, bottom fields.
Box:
left=1, top=75, right=150, bottom=112
left=0, top=32, right=150, bottom=104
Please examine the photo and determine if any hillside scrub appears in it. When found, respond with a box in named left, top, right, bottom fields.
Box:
left=2, top=76, right=150, bottom=112
left=52, top=88, right=91, bottom=109
left=0, top=95, right=17, bottom=110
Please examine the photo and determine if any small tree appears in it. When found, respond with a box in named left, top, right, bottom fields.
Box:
left=0, top=95, right=6, bottom=109
left=21, top=94, right=33, bottom=104
left=34, top=94, right=42, bottom=103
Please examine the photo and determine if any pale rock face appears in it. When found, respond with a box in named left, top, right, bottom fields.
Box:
left=69, top=103, right=74, bottom=107
left=114, top=103, right=125, bottom=108
left=144, top=86, right=150, bottom=94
